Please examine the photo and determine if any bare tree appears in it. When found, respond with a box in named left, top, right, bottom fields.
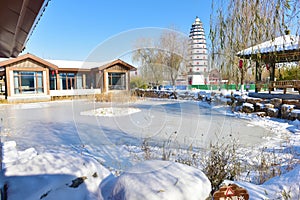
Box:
left=159, top=30, right=189, bottom=86
left=132, top=38, right=164, bottom=85
left=132, top=29, right=188, bottom=87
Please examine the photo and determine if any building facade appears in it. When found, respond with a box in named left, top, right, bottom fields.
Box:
left=188, top=16, right=208, bottom=85
left=0, top=53, right=136, bottom=102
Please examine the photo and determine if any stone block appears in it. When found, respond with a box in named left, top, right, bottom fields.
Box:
left=290, top=109, right=300, bottom=120
left=255, top=103, right=265, bottom=112
left=270, top=98, right=282, bottom=108
left=281, top=104, right=295, bottom=119
left=246, top=97, right=263, bottom=104
left=236, top=96, right=246, bottom=104
left=242, top=102, right=255, bottom=113
left=267, top=108, right=279, bottom=118
left=263, top=103, right=274, bottom=112
left=255, top=112, right=267, bottom=117
left=282, top=99, right=299, bottom=105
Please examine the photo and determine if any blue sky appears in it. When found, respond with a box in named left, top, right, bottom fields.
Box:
left=25, top=0, right=212, bottom=61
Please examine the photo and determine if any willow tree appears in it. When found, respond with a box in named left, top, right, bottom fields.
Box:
left=132, top=29, right=188, bottom=87
left=209, top=0, right=299, bottom=88
left=132, top=38, right=164, bottom=85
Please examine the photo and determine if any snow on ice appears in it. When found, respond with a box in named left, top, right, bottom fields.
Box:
left=81, top=107, right=141, bottom=117
left=1, top=92, right=300, bottom=199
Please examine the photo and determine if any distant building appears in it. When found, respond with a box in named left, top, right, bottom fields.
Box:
left=208, top=69, right=221, bottom=85
left=188, top=16, right=208, bottom=85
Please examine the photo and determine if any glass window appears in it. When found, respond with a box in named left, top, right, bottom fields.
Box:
left=108, top=72, right=126, bottom=90
left=76, top=74, right=83, bottom=89
left=59, top=73, right=75, bottom=90
left=50, top=71, right=57, bottom=90
left=14, top=73, right=19, bottom=94
left=60, top=73, right=67, bottom=90
left=13, top=71, right=44, bottom=94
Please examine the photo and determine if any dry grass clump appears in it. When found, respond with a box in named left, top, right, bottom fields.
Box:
left=95, top=91, right=137, bottom=103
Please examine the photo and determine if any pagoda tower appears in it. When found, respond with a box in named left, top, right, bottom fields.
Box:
left=188, top=16, right=208, bottom=85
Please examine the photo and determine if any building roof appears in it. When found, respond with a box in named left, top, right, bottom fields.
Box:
left=237, top=35, right=300, bottom=56
left=0, top=0, right=49, bottom=58
left=46, top=59, right=136, bottom=71
left=0, top=53, right=58, bottom=70
left=95, top=59, right=137, bottom=71
left=45, top=59, right=112, bottom=71
left=0, top=53, right=137, bottom=72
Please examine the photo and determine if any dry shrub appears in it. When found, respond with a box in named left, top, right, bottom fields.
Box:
left=95, top=91, right=137, bottom=103
left=201, top=142, right=242, bottom=194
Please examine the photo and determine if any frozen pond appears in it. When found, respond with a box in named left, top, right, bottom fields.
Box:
left=0, top=99, right=271, bottom=168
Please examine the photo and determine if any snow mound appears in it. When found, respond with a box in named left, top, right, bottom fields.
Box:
left=2, top=141, right=37, bottom=168
left=227, top=165, right=300, bottom=199
left=2, top=141, right=110, bottom=200
left=291, top=119, right=300, bottom=129
left=81, top=107, right=141, bottom=117
left=101, top=160, right=211, bottom=200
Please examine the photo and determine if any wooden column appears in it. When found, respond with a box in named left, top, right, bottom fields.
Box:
left=82, top=74, right=86, bottom=89
left=269, top=62, right=275, bottom=82
left=4, top=68, right=8, bottom=99
left=56, top=73, right=60, bottom=90
left=5, top=68, right=11, bottom=97
left=103, top=70, right=107, bottom=92
left=255, top=61, right=259, bottom=92
left=269, top=62, right=276, bottom=92
left=126, top=71, right=130, bottom=90
left=45, top=69, right=50, bottom=95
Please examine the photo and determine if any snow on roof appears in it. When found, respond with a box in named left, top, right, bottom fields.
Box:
left=0, top=55, right=115, bottom=70
left=237, top=35, right=300, bottom=56
left=45, top=59, right=113, bottom=69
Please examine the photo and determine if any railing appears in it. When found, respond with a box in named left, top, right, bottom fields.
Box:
left=49, top=88, right=101, bottom=96
left=268, top=80, right=300, bottom=94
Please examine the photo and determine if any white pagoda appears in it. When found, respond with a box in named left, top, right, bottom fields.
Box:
left=188, top=16, right=208, bottom=85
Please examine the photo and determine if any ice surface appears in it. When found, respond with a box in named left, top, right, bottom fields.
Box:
left=1, top=97, right=300, bottom=199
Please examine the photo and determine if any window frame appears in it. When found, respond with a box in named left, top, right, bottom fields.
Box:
left=13, top=71, right=44, bottom=94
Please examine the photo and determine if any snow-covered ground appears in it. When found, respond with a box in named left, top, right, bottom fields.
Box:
left=0, top=92, right=299, bottom=199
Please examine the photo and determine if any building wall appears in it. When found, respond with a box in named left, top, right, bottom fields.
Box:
left=102, top=64, right=131, bottom=92
left=1, top=56, right=136, bottom=101
left=5, top=59, right=49, bottom=97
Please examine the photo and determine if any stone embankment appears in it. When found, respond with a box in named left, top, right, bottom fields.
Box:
left=133, top=89, right=300, bottom=120
left=216, top=93, right=300, bottom=120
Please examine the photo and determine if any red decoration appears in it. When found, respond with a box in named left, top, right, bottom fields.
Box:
left=188, top=78, right=192, bottom=85
left=239, top=60, right=243, bottom=69
left=51, top=71, right=54, bottom=75
left=266, top=64, right=270, bottom=70
left=55, top=70, right=58, bottom=74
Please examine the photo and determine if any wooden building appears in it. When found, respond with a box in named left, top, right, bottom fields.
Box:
left=0, top=53, right=136, bottom=101
left=237, top=34, right=299, bottom=93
